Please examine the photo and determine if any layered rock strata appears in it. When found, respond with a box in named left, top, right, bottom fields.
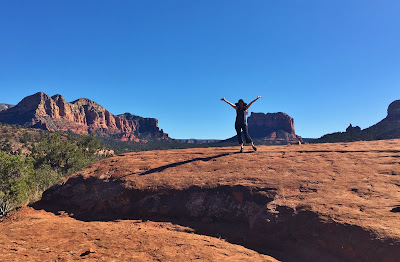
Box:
left=247, top=112, right=302, bottom=144
left=0, top=92, right=170, bottom=142
left=222, top=112, right=302, bottom=144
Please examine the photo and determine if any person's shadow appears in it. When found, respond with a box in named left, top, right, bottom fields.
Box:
left=129, top=151, right=251, bottom=177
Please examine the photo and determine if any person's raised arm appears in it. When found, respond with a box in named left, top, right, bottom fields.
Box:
left=220, top=97, right=236, bottom=110
left=246, top=96, right=262, bottom=109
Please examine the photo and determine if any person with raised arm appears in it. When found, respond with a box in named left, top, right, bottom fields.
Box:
left=221, top=96, right=262, bottom=153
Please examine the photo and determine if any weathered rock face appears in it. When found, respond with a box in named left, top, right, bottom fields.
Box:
left=247, top=112, right=302, bottom=144
left=0, top=92, right=170, bottom=142
left=118, top=113, right=161, bottom=134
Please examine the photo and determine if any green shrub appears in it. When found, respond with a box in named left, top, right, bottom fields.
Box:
left=19, top=132, right=32, bottom=144
left=29, top=165, right=62, bottom=202
left=0, top=151, right=35, bottom=206
left=0, top=198, right=11, bottom=218
left=30, top=133, right=96, bottom=175
left=0, top=129, right=107, bottom=212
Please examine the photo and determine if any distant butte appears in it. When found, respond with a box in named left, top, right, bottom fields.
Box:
left=248, top=112, right=302, bottom=144
left=0, top=92, right=170, bottom=142
left=314, top=99, right=400, bottom=143
left=223, top=112, right=302, bottom=144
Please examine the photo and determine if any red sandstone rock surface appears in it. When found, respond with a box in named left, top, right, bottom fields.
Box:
left=0, top=92, right=170, bottom=142
left=1, top=139, right=398, bottom=261
left=247, top=112, right=302, bottom=144
left=0, top=206, right=277, bottom=261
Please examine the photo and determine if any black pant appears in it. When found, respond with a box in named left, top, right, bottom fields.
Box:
left=235, top=122, right=252, bottom=144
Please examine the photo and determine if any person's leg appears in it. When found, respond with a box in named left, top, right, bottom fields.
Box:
left=242, top=124, right=252, bottom=144
left=243, top=124, right=257, bottom=151
left=251, top=141, right=257, bottom=151
left=235, top=123, right=244, bottom=152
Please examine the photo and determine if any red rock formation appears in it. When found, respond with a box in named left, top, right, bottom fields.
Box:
left=314, top=99, right=400, bottom=143
left=346, top=124, right=361, bottom=133
left=387, top=100, right=400, bottom=121
left=247, top=112, right=302, bottom=144
left=36, top=141, right=400, bottom=261
left=0, top=92, right=170, bottom=142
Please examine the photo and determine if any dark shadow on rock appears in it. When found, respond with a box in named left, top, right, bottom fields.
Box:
left=30, top=180, right=400, bottom=262
left=390, top=206, right=400, bottom=212
left=297, top=150, right=400, bottom=154
left=119, top=152, right=241, bottom=178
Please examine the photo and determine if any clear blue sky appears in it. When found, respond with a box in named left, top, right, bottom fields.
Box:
left=1, top=1, right=400, bottom=139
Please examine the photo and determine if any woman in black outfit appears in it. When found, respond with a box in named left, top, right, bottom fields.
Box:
left=221, top=96, right=262, bottom=152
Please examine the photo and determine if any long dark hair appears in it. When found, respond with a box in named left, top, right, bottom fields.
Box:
left=235, top=99, right=247, bottom=107
left=235, top=99, right=248, bottom=114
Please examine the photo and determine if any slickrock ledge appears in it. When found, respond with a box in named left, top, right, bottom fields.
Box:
left=0, top=206, right=277, bottom=261
left=35, top=139, right=400, bottom=261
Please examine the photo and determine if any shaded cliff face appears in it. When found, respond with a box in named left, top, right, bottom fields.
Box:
left=0, top=92, right=170, bottom=142
left=313, top=99, right=400, bottom=143
left=247, top=112, right=302, bottom=144
left=118, top=113, right=161, bottom=134
left=387, top=100, right=400, bottom=121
